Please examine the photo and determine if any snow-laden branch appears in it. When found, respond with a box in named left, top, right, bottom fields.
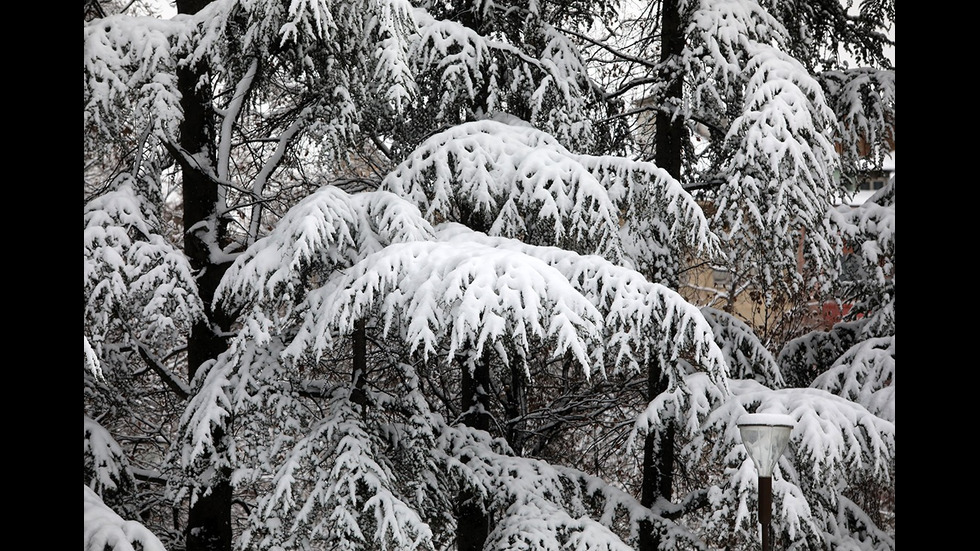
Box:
left=83, top=13, right=186, bottom=142
left=217, top=57, right=259, bottom=183
left=819, top=67, right=895, bottom=169
left=410, top=8, right=599, bottom=148
left=687, top=0, right=789, bottom=96
left=722, top=43, right=840, bottom=227
left=84, top=0, right=421, bottom=178
left=436, top=226, right=729, bottom=386
left=709, top=378, right=894, bottom=484
left=381, top=117, right=719, bottom=282
left=677, top=376, right=895, bottom=545
left=84, top=172, right=204, bottom=365
left=85, top=335, right=104, bottom=380
left=833, top=182, right=895, bottom=288
left=84, top=485, right=166, bottom=551
left=701, top=307, right=783, bottom=385
left=228, top=0, right=419, bottom=106
left=176, top=310, right=293, bottom=475
left=437, top=421, right=701, bottom=551
left=246, top=388, right=434, bottom=551
left=217, top=186, right=435, bottom=316
left=811, top=336, right=894, bottom=423
left=284, top=237, right=605, bottom=379
left=383, top=118, right=624, bottom=258
left=84, top=416, right=135, bottom=497
left=700, top=39, right=844, bottom=300
left=581, top=154, right=721, bottom=281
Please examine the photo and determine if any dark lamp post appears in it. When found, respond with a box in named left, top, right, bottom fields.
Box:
left=737, top=413, right=795, bottom=551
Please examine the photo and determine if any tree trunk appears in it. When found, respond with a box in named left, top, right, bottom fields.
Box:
left=638, top=357, right=675, bottom=551
left=654, top=0, right=686, bottom=181
left=640, top=4, right=685, bottom=547
left=504, top=362, right=528, bottom=456
left=351, top=318, right=368, bottom=408
left=457, top=350, right=493, bottom=551
left=175, top=2, right=233, bottom=550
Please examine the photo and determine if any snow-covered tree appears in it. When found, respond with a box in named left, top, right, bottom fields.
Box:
left=84, top=1, right=895, bottom=550
left=561, top=1, right=895, bottom=549
left=85, top=0, right=425, bottom=547
left=392, top=0, right=625, bottom=157
left=576, top=0, right=894, bottom=345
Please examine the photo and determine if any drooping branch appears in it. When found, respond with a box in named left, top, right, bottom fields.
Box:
left=133, top=340, right=191, bottom=400
left=658, top=488, right=711, bottom=520
left=116, top=316, right=191, bottom=400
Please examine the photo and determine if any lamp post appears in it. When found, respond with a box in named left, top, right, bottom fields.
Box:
left=737, top=413, right=795, bottom=551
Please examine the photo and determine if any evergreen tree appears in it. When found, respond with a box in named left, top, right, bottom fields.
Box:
left=84, top=1, right=895, bottom=550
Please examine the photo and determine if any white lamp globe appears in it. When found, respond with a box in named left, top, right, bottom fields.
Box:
left=737, top=413, right=795, bottom=477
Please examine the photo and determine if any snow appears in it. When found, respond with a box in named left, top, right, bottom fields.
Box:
left=84, top=485, right=167, bottom=551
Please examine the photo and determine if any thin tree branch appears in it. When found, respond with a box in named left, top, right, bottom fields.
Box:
left=116, top=315, right=191, bottom=399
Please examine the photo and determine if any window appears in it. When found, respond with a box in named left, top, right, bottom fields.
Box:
left=858, top=177, right=887, bottom=191
left=712, top=268, right=731, bottom=289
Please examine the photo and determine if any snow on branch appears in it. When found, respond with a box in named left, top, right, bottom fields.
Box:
left=632, top=371, right=730, bottom=455
left=234, top=0, right=418, bottom=105
left=687, top=0, right=789, bottom=99
left=810, top=336, right=894, bottom=423
left=84, top=172, right=204, bottom=364
left=84, top=335, right=103, bottom=380
left=84, top=484, right=166, bottom=551
left=381, top=118, right=719, bottom=279
left=706, top=41, right=843, bottom=295
left=439, top=423, right=644, bottom=551
left=725, top=44, right=839, bottom=211
left=410, top=9, right=598, bottom=148
left=683, top=1, right=846, bottom=292
left=710, top=379, right=894, bottom=485
left=410, top=9, right=495, bottom=116
left=216, top=186, right=435, bottom=316
left=433, top=417, right=711, bottom=550
left=687, top=378, right=894, bottom=544
left=819, top=494, right=895, bottom=550
left=701, top=307, right=783, bottom=385
left=177, top=354, right=235, bottom=473
left=819, top=67, right=895, bottom=168
left=245, top=387, right=434, bottom=550
left=382, top=118, right=624, bottom=259
left=435, top=226, right=729, bottom=387
left=85, top=0, right=420, bottom=156
left=84, top=416, right=135, bottom=498
left=284, top=236, right=605, bottom=379
left=828, top=177, right=895, bottom=336
left=580, top=154, right=721, bottom=282
left=176, top=312, right=294, bottom=475
left=833, top=186, right=895, bottom=288
left=83, top=12, right=186, bottom=142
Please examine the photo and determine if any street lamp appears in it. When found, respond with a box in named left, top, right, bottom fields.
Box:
left=737, top=413, right=795, bottom=551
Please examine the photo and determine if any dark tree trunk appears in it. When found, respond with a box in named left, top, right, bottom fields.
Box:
left=638, top=358, right=675, bottom=551
left=638, top=1, right=686, bottom=548
left=503, top=363, right=528, bottom=456
left=457, top=351, right=493, bottom=551
left=175, top=2, right=233, bottom=550
left=351, top=318, right=369, bottom=408
left=185, top=454, right=233, bottom=551
left=654, top=0, right=686, bottom=181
